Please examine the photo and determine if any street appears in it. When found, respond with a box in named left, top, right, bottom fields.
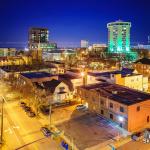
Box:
left=0, top=81, right=60, bottom=150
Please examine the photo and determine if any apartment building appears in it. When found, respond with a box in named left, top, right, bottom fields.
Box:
left=77, top=83, right=150, bottom=132
left=88, top=68, right=148, bottom=92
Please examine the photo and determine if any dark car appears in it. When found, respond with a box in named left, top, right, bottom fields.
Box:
left=24, top=106, right=31, bottom=112
left=40, top=127, right=52, bottom=137
left=27, top=111, right=36, bottom=117
left=131, top=132, right=143, bottom=141
left=20, top=102, right=26, bottom=107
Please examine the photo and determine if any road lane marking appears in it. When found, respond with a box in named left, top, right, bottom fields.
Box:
left=15, top=137, right=47, bottom=150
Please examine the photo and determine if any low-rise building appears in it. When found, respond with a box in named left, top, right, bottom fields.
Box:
left=77, top=83, right=150, bottom=132
left=0, top=64, right=58, bottom=79
left=42, top=49, right=76, bottom=61
left=88, top=68, right=148, bottom=92
left=19, top=72, right=58, bottom=86
left=35, top=79, right=73, bottom=103
left=0, top=56, right=32, bottom=66
left=0, top=48, right=16, bottom=56
left=133, top=58, right=150, bottom=78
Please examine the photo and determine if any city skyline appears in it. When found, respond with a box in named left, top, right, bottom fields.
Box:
left=0, top=0, right=150, bottom=48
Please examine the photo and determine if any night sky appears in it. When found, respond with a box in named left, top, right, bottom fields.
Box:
left=0, top=0, right=150, bottom=48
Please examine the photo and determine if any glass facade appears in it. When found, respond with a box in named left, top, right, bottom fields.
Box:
left=107, top=21, right=131, bottom=53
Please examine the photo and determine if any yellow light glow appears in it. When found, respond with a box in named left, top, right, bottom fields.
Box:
left=81, top=72, right=85, bottom=77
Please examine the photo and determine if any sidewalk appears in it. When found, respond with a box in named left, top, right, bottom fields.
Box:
left=100, top=135, right=132, bottom=150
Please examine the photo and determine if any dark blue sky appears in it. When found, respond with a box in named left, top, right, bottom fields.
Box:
left=0, top=0, right=150, bottom=48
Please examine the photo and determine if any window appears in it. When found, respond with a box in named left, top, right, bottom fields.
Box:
left=110, top=102, right=113, bottom=108
left=101, top=110, right=104, bottom=115
left=59, top=87, right=65, bottom=92
left=110, top=114, right=113, bottom=119
left=100, top=100, right=104, bottom=105
left=137, top=106, right=140, bottom=111
left=120, top=106, right=124, bottom=113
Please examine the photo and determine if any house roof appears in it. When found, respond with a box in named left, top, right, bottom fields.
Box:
left=59, top=73, right=81, bottom=80
left=88, top=68, right=134, bottom=78
left=21, top=72, right=54, bottom=79
left=42, top=79, right=62, bottom=93
left=79, top=83, right=150, bottom=106
left=134, top=58, right=150, bottom=65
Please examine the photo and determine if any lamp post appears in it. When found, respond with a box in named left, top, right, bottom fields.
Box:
left=81, top=72, right=86, bottom=86
left=49, top=94, right=53, bottom=129
left=49, top=102, right=52, bottom=129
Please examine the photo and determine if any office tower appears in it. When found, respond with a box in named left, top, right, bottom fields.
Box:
left=81, top=40, right=89, bottom=48
left=28, top=27, right=49, bottom=49
left=28, top=27, right=57, bottom=61
left=107, top=20, right=131, bottom=53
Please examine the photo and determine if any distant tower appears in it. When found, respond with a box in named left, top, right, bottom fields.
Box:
left=107, top=20, right=131, bottom=53
left=81, top=40, right=89, bottom=48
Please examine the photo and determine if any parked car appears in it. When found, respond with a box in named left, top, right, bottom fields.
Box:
left=24, top=106, right=31, bottom=112
left=76, top=104, right=87, bottom=110
left=131, top=132, right=143, bottom=141
left=52, top=102, right=70, bottom=108
left=27, top=111, right=36, bottom=117
left=40, top=127, right=52, bottom=137
left=20, top=102, right=26, bottom=107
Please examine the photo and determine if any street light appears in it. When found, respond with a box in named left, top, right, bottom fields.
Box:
left=81, top=72, right=85, bottom=77
left=118, top=116, right=124, bottom=122
left=49, top=102, right=52, bottom=129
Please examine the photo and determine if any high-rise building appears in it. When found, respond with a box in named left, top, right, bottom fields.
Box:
left=81, top=40, right=89, bottom=48
left=107, top=20, right=131, bottom=53
left=28, top=27, right=49, bottom=49
left=28, top=27, right=57, bottom=61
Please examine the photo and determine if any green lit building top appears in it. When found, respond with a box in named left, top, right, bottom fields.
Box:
left=107, top=20, right=131, bottom=53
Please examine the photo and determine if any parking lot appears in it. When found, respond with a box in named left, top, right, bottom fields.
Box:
left=56, top=113, right=127, bottom=150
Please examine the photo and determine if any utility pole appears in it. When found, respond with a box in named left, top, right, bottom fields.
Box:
left=49, top=101, right=52, bottom=129
left=0, top=97, right=4, bottom=144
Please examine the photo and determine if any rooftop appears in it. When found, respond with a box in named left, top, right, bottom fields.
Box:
left=134, top=58, right=150, bottom=65
left=21, top=72, right=54, bottom=79
left=35, top=79, right=73, bottom=93
left=42, top=79, right=62, bottom=93
left=0, top=64, right=56, bottom=72
left=88, top=68, right=134, bottom=78
left=59, top=73, right=81, bottom=80
left=80, top=83, right=150, bottom=106
left=67, top=69, right=81, bottom=73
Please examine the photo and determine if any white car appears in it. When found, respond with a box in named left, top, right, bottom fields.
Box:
left=76, top=104, right=87, bottom=110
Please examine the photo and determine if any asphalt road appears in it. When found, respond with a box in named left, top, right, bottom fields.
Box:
left=0, top=80, right=60, bottom=150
